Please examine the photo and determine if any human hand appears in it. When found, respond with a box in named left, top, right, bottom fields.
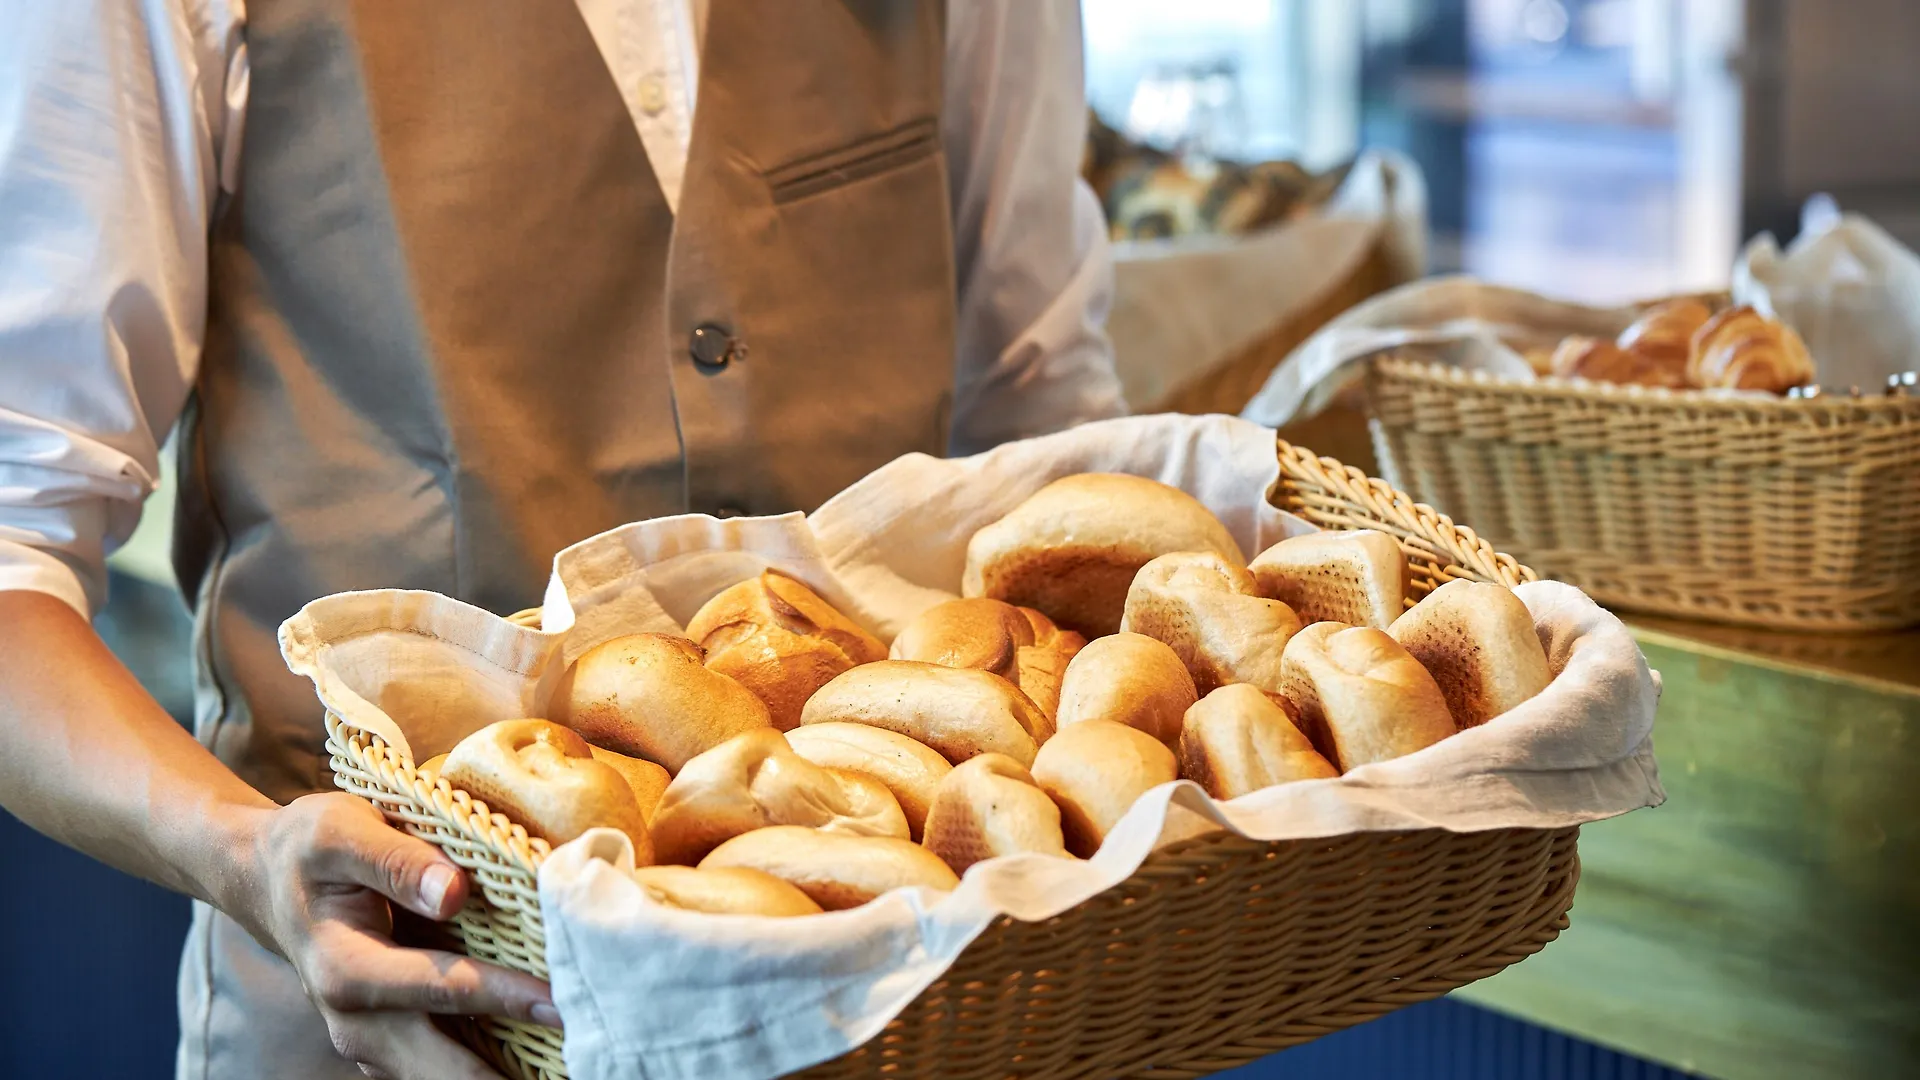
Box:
left=232, top=793, right=559, bottom=1079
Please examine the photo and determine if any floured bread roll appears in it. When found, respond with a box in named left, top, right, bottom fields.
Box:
left=921, top=753, right=1069, bottom=873
left=888, top=598, right=1087, bottom=720
left=588, top=745, right=671, bottom=824
left=1056, top=632, right=1197, bottom=746
left=630, top=865, right=822, bottom=917
left=799, top=660, right=1049, bottom=766
left=1687, top=305, right=1815, bottom=393
left=685, top=571, right=887, bottom=730
left=441, top=720, right=652, bottom=860
left=1030, top=719, right=1178, bottom=857
left=1179, top=684, right=1337, bottom=798
left=963, top=473, right=1245, bottom=637
left=700, top=826, right=959, bottom=910
left=560, top=633, right=772, bottom=773
left=1388, top=579, right=1550, bottom=728
left=1279, top=623, right=1454, bottom=771
left=783, top=722, right=952, bottom=841
left=1121, top=552, right=1301, bottom=695
left=1250, top=530, right=1409, bottom=629
left=649, top=729, right=908, bottom=865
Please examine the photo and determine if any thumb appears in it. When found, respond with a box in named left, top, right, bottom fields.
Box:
left=311, top=796, right=469, bottom=921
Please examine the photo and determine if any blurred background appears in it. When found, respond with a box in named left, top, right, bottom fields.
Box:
left=6, top=0, right=1919, bottom=1076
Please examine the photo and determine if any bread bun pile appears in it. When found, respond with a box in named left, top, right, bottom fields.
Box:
left=418, top=472, right=1557, bottom=919
left=1548, top=300, right=1814, bottom=394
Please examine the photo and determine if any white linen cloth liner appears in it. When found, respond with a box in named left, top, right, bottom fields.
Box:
left=1239, top=213, right=1919, bottom=430
left=279, top=414, right=1664, bottom=1080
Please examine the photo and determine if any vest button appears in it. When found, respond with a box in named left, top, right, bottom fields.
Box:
left=689, top=324, right=738, bottom=372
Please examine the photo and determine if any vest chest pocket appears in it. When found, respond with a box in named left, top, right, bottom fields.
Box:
left=763, top=119, right=941, bottom=205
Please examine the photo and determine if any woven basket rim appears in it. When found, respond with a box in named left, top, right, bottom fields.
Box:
left=1373, top=352, right=1920, bottom=416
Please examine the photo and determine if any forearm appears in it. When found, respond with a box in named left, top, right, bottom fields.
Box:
left=0, top=589, right=272, bottom=910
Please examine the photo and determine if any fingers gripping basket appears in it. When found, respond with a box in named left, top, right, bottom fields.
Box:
left=325, top=440, right=1578, bottom=1080
left=1366, top=354, right=1920, bottom=630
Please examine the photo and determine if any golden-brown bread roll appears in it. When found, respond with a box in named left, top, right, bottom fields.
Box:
left=441, top=720, right=652, bottom=860
left=1617, top=298, right=1712, bottom=371
left=799, top=660, right=1049, bottom=767
left=1686, top=305, right=1815, bottom=393
left=649, top=729, right=908, bottom=865
left=699, top=826, right=959, bottom=910
left=920, top=753, right=1069, bottom=873
left=782, top=722, right=953, bottom=841
left=1279, top=623, right=1455, bottom=771
left=1178, top=684, right=1337, bottom=798
left=963, top=473, right=1245, bottom=637
left=1549, top=335, right=1687, bottom=388
left=1055, top=632, right=1197, bottom=746
left=559, top=633, right=772, bottom=773
left=1249, top=530, right=1409, bottom=629
left=1120, top=551, right=1302, bottom=695
left=1388, top=579, right=1551, bottom=728
left=684, top=571, right=886, bottom=731
left=1029, top=719, right=1178, bottom=858
left=588, top=745, right=671, bottom=824
left=417, top=753, right=448, bottom=780
left=629, top=865, right=823, bottom=917
left=888, top=598, right=1086, bottom=721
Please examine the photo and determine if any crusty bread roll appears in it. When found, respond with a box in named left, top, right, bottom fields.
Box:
left=1030, top=719, right=1178, bottom=858
left=962, top=473, right=1245, bottom=637
left=559, top=633, right=772, bottom=773
left=1249, top=530, right=1409, bottom=629
left=799, top=660, right=1049, bottom=767
left=649, top=729, right=908, bottom=865
left=588, top=745, right=671, bottom=824
left=699, top=826, right=959, bottom=910
left=887, top=598, right=1087, bottom=720
left=783, top=722, right=952, bottom=841
left=418, top=753, right=448, bottom=780
left=1388, top=579, right=1551, bottom=728
left=1055, top=632, right=1197, bottom=746
left=684, top=571, right=886, bottom=730
left=1279, top=623, right=1455, bottom=771
left=1686, top=305, right=1815, bottom=393
left=1179, top=684, right=1337, bottom=798
left=441, top=720, right=652, bottom=860
left=1549, top=335, right=1687, bottom=388
left=921, top=753, right=1069, bottom=873
left=630, top=865, right=823, bottom=917
left=1120, top=552, right=1301, bottom=695
left=1618, top=298, right=1711, bottom=371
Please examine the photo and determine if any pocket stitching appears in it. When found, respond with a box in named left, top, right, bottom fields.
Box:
left=764, top=118, right=939, bottom=205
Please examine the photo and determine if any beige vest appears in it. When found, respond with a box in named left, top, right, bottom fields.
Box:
left=177, top=0, right=955, bottom=805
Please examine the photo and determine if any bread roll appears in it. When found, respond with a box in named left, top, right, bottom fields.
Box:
left=559, top=633, right=772, bottom=773
left=699, top=826, right=959, bottom=910
left=1121, top=552, right=1301, bottom=695
left=921, top=753, right=1069, bottom=873
left=1249, top=530, right=1409, bottom=629
left=1279, top=623, right=1454, bottom=771
left=799, top=660, right=1048, bottom=767
left=417, top=753, right=448, bottom=780
left=649, top=729, right=908, bottom=865
left=685, top=571, right=886, bottom=730
left=1686, top=305, right=1815, bottom=393
left=1618, top=298, right=1711, bottom=371
left=963, top=473, right=1245, bottom=637
left=1388, top=579, right=1551, bottom=728
left=1030, top=719, right=1178, bottom=858
left=588, top=745, right=671, bottom=824
left=630, top=865, right=822, bottom=917
left=888, top=598, right=1087, bottom=720
left=1055, top=633, right=1197, bottom=746
left=1549, top=335, right=1686, bottom=388
left=783, top=722, right=952, bottom=841
left=1179, top=684, right=1336, bottom=799
left=441, top=720, right=652, bottom=860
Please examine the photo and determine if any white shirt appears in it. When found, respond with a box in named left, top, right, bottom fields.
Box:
left=0, top=0, right=1123, bottom=618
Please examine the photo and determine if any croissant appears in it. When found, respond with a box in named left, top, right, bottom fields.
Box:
left=1618, top=299, right=1712, bottom=371
left=1686, top=306, right=1815, bottom=393
left=1550, top=336, right=1686, bottom=388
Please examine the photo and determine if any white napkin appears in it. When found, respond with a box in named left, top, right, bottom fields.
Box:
left=279, top=414, right=1664, bottom=1080
left=1733, top=211, right=1920, bottom=391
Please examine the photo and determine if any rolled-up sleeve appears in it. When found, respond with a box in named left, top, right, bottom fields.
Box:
left=0, top=0, right=239, bottom=615
left=943, top=0, right=1126, bottom=456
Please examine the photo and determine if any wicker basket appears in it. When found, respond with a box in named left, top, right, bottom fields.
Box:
left=1365, top=355, right=1920, bottom=630
left=324, top=439, right=1578, bottom=1080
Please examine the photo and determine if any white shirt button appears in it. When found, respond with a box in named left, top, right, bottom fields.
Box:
left=637, top=73, right=668, bottom=117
